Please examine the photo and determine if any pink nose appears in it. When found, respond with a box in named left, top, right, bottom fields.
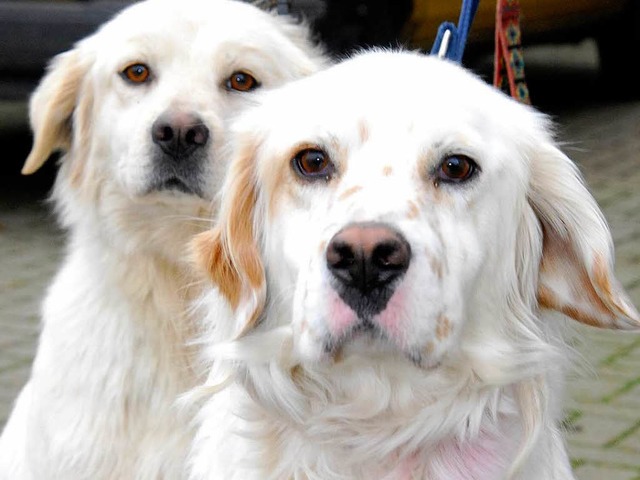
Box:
left=326, top=222, right=410, bottom=318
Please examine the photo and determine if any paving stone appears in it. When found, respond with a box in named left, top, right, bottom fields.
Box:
left=568, top=443, right=640, bottom=472
left=573, top=464, right=638, bottom=480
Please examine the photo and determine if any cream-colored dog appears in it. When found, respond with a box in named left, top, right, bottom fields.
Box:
left=189, top=50, right=639, bottom=479
left=0, top=0, right=326, bottom=478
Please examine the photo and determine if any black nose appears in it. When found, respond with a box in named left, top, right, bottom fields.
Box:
left=151, top=111, right=209, bottom=159
left=326, top=222, right=411, bottom=295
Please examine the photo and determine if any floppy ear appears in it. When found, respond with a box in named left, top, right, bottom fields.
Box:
left=528, top=142, right=639, bottom=329
left=22, top=47, right=93, bottom=176
left=193, top=141, right=266, bottom=337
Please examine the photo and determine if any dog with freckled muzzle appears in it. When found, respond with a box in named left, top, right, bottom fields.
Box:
left=188, top=50, right=640, bottom=480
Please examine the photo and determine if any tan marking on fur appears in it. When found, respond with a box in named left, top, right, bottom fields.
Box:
left=592, top=252, right=636, bottom=319
left=592, top=253, right=612, bottom=298
left=425, top=248, right=444, bottom=279
left=228, top=145, right=266, bottom=335
left=537, top=285, right=603, bottom=328
left=358, top=119, right=369, bottom=143
left=423, top=341, right=435, bottom=356
left=382, top=165, right=393, bottom=176
left=290, top=365, right=304, bottom=385
left=195, top=142, right=266, bottom=334
left=266, top=146, right=296, bottom=221
left=227, top=158, right=263, bottom=290
left=338, top=185, right=362, bottom=201
left=23, top=50, right=87, bottom=175
left=406, top=200, right=420, bottom=220
left=318, top=240, right=327, bottom=255
left=431, top=182, right=446, bottom=204
left=332, top=345, right=345, bottom=364
left=579, top=267, right=612, bottom=317
left=193, top=229, right=241, bottom=309
left=69, top=82, right=94, bottom=187
left=538, top=227, right=634, bottom=327
left=415, top=150, right=435, bottom=190
left=435, top=314, right=451, bottom=340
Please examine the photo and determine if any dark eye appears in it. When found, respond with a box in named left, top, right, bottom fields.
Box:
left=292, top=148, right=334, bottom=181
left=226, top=71, right=259, bottom=92
left=121, top=63, right=151, bottom=84
left=436, top=155, right=478, bottom=184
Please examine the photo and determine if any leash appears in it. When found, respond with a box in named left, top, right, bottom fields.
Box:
left=493, top=0, right=530, bottom=104
left=430, top=0, right=530, bottom=105
left=261, top=0, right=530, bottom=106
left=430, top=0, right=480, bottom=63
left=275, top=0, right=291, bottom=16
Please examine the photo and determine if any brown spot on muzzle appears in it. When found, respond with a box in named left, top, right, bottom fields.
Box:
left=338, top=185, right=363, bottom=201
left=425, top=248, right=445, bottom=280
left=406, top=200, right=420, bottom=219
left=435, top=314, right=452, bottom=340
left=358, top=120, right=369, bottom=144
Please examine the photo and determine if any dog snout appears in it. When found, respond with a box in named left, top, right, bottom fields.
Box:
left=326, top=222, right=411, bottom=294
left=151, top=111, right=209, bottom=159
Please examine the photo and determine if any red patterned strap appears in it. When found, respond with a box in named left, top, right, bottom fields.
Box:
left=493, top=0, right=530, bottom=104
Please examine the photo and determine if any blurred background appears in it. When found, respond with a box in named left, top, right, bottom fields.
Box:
left=1, top=1, right=639, bottom=479
left=1, top=0, right=638, bottom=189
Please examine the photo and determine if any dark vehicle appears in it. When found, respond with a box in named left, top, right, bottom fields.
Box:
left=0, top=0, right=637, bottom=99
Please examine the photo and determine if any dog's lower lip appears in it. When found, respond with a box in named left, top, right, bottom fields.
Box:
left=162, top=178, right=192, bottom=192
left=150, top=177, right=202, bottom=196
left=354, top=318, right=375, bottom=332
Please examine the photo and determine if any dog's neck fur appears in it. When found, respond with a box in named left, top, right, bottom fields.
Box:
left=194, top=355, right=542, bottom=480
left=23, top=179, right=205, bottom=478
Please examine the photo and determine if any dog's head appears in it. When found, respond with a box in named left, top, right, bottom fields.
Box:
left=197, top=51, right=639, bottom=377
left=22, top=0, right=326, bottom=257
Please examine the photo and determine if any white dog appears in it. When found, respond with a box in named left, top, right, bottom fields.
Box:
left=0, top=1, right=326, bottom=478
left=188, top=50, right=639, bottom=480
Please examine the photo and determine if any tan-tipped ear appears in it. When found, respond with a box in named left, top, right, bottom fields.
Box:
left=22, top=48, right=90, bottom=175
left=529, top=143, right=639, bottom=329
left=193, top=142, right=266, bottom=337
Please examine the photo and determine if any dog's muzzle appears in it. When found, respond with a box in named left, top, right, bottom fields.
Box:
left=148, top=110, right=210, bottom=197
left=326, top=222, right=411, bottom=319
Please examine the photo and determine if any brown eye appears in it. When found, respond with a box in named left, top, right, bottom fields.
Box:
left=226, top=71, right=259, bottom=92
left=121, top=63, right=150, bottom=84
left=292, top=148, right=334, bottom=181
left=436, top=155, right=478, bottom=184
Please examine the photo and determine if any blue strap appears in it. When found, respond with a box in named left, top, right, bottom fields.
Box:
left=430, top=0, right=480, bottom=63
left=276, top=0, right=291, bottom=15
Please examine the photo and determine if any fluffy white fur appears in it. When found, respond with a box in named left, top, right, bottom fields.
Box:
left=0, top=1, right=326, bottom=478
left=188, top=50, right=640, bottom=480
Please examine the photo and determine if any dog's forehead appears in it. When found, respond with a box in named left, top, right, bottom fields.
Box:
left=255, top=51, right=529, bottom=143
left=89, top=0, right=289, bottom=53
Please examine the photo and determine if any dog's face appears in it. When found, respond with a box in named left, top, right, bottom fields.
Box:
left=199, top=51, right=639, bottom=375
left=22, top=0, right=325, bottom=257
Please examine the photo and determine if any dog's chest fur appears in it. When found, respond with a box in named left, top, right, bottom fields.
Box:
left=25, top=237, right=200, bottom=478
left=191, top=367, right=538, bottom=480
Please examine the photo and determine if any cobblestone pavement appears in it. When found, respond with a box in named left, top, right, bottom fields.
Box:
left=0, top=43, right=639, bottom=478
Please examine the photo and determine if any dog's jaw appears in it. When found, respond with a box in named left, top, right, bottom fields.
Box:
left=278, top=234, right=463, bottom=370
left=144, top=164, right=209, bottom=199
